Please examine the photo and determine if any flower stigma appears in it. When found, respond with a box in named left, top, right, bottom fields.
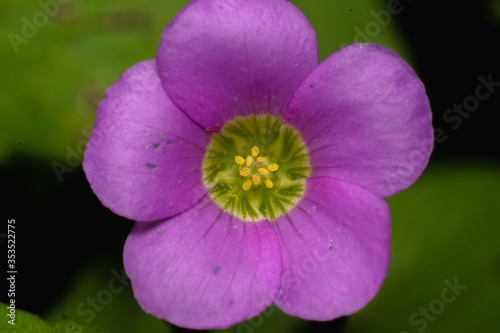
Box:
left=202, top=114, right=311, bottom=222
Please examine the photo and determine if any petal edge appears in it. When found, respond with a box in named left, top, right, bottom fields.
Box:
left=274, top=176, right=390, bottom=320
left=124, top=195, right=282, bottom=329
left=83, top=60, right=210, bottom=222
left=157, top=0, right=319, bottom=130
left=286, top=43, right=433, bottom=197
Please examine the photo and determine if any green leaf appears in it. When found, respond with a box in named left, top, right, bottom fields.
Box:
left=0, top=302, right=109, bottom=333
left=0, top=303, right=53, bottom=333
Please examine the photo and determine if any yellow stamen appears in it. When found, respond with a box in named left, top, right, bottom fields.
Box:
left=246, top=156, right=253, bottom=166
left=234, top=156, right=245, bottom=165
left=251, top=146, right=260, bottom=157
left=252, top=174, right=261, bottom=185
left=267, top=163, right=279, bottom=172
left=242, top=179, right=253, bottom=191
left=240, top=168, right=251, bottom=177
left=256, top=157, right=267, bottom=163
left=258, top=168, right=270, bottom=176
left=264, top=179, right=274, bottom=189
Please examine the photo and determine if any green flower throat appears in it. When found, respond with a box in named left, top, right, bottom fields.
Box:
left=202, top=114, right=311, bottom=222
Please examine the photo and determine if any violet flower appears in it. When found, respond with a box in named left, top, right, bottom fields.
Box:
left=83, top=0, right=433, bottom=329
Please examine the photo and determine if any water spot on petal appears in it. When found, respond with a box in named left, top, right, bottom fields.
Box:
left=157, top=229, right=163, bottom=233
left=146, top=163, right=157, bottom=169
left=213, top=264, right=221, bottom=275
left=153, top=143, right=161, bottom=149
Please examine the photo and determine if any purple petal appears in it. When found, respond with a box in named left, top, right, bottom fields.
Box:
left=273, top=177, right=390, bottom=320
left=156, top=0, right=318, bottom=131
left=285, top=43, right=433, bottom=197
left=124, top=195, right=282, bottom=329
left=83, top=60, right=210, bottom=222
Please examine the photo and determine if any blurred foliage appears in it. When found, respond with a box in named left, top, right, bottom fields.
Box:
left=0, top=302, right=107, bottom=332
left=0, top=0, right=188, bottom=164
left=0, top=303, right=53, bottom=333
left=488, top=0, right=500, bottom=25
left=0, top=0, right=407, bottom=165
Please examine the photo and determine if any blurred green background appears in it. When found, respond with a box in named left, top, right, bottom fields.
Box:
left=1, top=0, right=499, bottom=332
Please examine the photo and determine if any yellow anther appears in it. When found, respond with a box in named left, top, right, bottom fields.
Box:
left=252, top=174, right=261, bottom=185
left=246, top=156, right=253, bottom=166
left=256, top=157, right=267, bottom=163
left=242, top=179, right=253, bottom=191
left=258, top=168, right=270, bottom=176
left=240, top=168, right=251, bottom=177
left=251, top=146, right=260, bottom=157
left=235, top=156, right=245, bottom=165
left=267, top=163, right=279, bottom=172
left=264, top=179, right=274, bottom=189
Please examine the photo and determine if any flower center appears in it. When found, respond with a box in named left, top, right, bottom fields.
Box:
left=235, top=146, right=280, bottom=191
left=202, top=114, right=311, bottom=222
